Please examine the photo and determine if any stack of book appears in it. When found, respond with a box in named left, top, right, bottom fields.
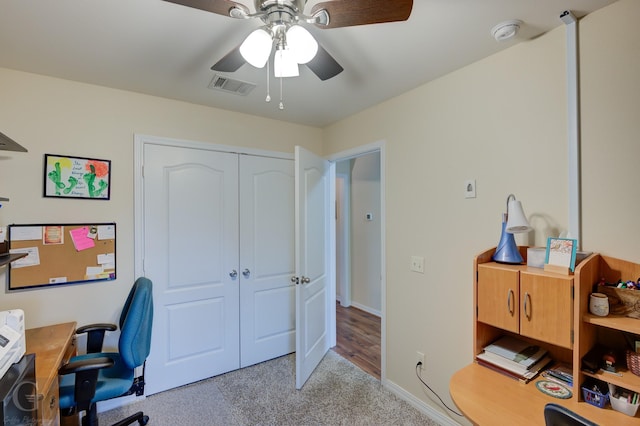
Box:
left=476, top=335, right=552, bottom=383
left=540, top=363, right=573, bottom=388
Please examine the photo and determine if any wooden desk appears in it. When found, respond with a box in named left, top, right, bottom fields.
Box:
left=26, top=322, right=77, bottom=426
left=450, top=363, right=639, bottom=425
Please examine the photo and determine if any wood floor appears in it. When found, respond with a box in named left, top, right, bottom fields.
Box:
left=332, top=302, right=381, bottom=380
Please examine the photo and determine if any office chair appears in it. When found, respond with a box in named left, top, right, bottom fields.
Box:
left=58, top=277, right=154, bottom=426
left=543, top=403, right=598, bottom=426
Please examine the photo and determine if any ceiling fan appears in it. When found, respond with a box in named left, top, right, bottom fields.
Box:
left=164, top=0, right=413, bottom=81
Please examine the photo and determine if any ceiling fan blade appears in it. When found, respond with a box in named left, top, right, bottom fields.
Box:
left=211, top=45, right=246, bottom=72
left=163, top=0, right=247, bottom=17
left=306, top=45, right=343, bottom=81
left=311, top=0, right=413, bottom=29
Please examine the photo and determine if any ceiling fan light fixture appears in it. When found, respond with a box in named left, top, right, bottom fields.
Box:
left=286, top=25, right=318, bottom=64
left=240, top=28, right=273, bottom=68
left=274, top=48, right=299, bottom=78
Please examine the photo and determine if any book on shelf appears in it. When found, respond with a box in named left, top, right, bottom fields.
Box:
left=476, top=354, right=553, bottom=383
left=476, top=356, right=553, bottom=383
left=478, top=346, right=547, bottom=373
left=542, top=363, right=573, bottom=387
left=483, top=335, right=548, bottom=369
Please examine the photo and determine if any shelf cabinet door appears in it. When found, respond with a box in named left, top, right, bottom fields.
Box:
left=520, top=272, right=574, bottom=349
left=477, top=264, right=519, bottom=333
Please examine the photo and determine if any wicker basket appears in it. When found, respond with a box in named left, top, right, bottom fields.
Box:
left=598, top=286, right=640, bottom=319
left=626, top=351, right=640, bottom=377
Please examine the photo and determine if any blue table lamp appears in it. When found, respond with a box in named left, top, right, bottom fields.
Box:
left=492, top=194, right=532, bottom=264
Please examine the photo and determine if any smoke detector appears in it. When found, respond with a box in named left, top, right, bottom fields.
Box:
left=491, top=20, right=522, bottom=42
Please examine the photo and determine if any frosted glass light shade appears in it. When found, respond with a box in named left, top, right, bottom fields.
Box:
left=240, top=28, right=272, bottom=68
left=286, top=25, right=318, bottom=64
left=506, top=199, right=532, bottom=233
left=274, top=48, right=299, bottom=77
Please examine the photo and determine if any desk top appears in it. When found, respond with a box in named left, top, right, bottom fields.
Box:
left=450, top=363, right=638, bottom=425
left=25, top=322, right=76, bottom=394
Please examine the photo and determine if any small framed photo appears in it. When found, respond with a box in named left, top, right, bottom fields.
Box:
left=44, top=154, right=111, bottom=200
left=545, top=237, right=578, bottom=272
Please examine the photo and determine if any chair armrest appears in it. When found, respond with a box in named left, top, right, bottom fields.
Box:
left=59, top=356, right=114, bottom=411
left=59, top=356, right=114, bottom=376
left=76, top=323, right=117, bottom=353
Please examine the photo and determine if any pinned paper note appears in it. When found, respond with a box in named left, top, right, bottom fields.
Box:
left=69, top=226, right=95, bottom=251
left=43, top=226, right=64, bottom=245
left=97, top=224, right=115, bottom=240
left=9, top=247, right=40, bottom=268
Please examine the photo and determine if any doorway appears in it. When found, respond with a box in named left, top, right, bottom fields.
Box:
left=332, top=148, right=383, bottom=380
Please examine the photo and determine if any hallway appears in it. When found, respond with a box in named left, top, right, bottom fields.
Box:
left=332, top=302, right=381, bottom=379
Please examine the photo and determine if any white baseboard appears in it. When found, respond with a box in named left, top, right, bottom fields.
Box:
left=350, top=301, right=381, bottom=317
left=383, top=378, right=463, bottom=426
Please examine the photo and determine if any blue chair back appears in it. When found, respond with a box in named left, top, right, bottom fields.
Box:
left=118, top=277, right=153, bottom=370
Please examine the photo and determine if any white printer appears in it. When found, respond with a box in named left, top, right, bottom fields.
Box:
left=0, top=309, right=26, bottom=379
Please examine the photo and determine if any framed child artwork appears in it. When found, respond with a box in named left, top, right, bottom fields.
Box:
left=44, top=154, right=111, bottom=200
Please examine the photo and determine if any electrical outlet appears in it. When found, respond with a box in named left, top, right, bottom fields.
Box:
left=410, top=256, right=424, bottom=273
left=416, top=351, right=425, bottom=368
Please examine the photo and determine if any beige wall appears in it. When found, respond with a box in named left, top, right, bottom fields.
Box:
left=324, top=0, right=639, bottom=421
left=0, top=68, right=322, bottom=329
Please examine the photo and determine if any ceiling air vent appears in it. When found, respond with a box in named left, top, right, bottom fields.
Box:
left=208, top=74, right=256, bottom=96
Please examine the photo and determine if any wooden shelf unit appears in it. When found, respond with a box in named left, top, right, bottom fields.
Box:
left=472, top=247, right=640, bottom=421
left=574, top=254, right=640, bottom=404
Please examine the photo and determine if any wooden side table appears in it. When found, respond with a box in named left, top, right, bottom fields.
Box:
left=26, top=322, right=76, bottom=426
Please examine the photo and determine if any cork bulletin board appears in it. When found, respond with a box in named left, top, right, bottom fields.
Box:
left=7, top=223, right=116, bottom=290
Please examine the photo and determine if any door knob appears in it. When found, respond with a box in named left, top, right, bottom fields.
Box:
left=229, top=270, right=238, bottom=279
left=301, top=276, right=311, bottom=284
left=242, top=269, right=250, bottom=278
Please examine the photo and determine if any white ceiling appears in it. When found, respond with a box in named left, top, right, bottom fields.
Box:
left=0, top=0, right=618, bottom=127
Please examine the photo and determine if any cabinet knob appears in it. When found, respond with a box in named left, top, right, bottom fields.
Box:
left=242, top=269, right=250, bottom=278
left=229, top=270, right=238, bottom=279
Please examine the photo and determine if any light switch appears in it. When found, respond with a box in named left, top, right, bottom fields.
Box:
left=465, top=179, right=476, bottom=199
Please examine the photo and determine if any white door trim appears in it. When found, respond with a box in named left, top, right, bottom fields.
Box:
left=326, top=140, right=386, bottom=383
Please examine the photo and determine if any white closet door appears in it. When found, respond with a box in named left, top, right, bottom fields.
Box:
left=143, top=143, right=240, bottom=395
left=239, top=155, right=295, bottom=367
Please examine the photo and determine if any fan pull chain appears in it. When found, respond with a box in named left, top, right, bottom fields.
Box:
left=279, top=77, right=284, bottom=110
left=265, top=61, right=271, bottom=103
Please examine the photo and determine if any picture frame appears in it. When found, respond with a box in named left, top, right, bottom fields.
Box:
left=545, top=237, right=578, bottom=272
left=44, top=154, right=111, bottom=200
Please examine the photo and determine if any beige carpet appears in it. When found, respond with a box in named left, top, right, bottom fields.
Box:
left=99, top=350, right=440, bottom=425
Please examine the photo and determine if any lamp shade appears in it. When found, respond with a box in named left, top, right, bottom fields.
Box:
left=274, top=48, right=299, bottom=77
left=506, top=199, right=532, bottom=233
left=240, top=28, right=272, bottom=68
left=286, top=25, right=318, bottom=64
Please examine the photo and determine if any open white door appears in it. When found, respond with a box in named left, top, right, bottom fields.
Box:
left=295, top=146, right=335, bottom=389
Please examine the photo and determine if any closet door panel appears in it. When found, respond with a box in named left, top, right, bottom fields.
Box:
left=144, top=144, right=240, bottom=394
left=239, top=155, right=295, bottom=368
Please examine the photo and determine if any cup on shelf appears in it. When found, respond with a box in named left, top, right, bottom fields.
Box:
left=589, top=292, right=609, bottom=316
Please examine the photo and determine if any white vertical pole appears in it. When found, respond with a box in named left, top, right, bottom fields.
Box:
left=560, top=10, right=581, bottom=249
